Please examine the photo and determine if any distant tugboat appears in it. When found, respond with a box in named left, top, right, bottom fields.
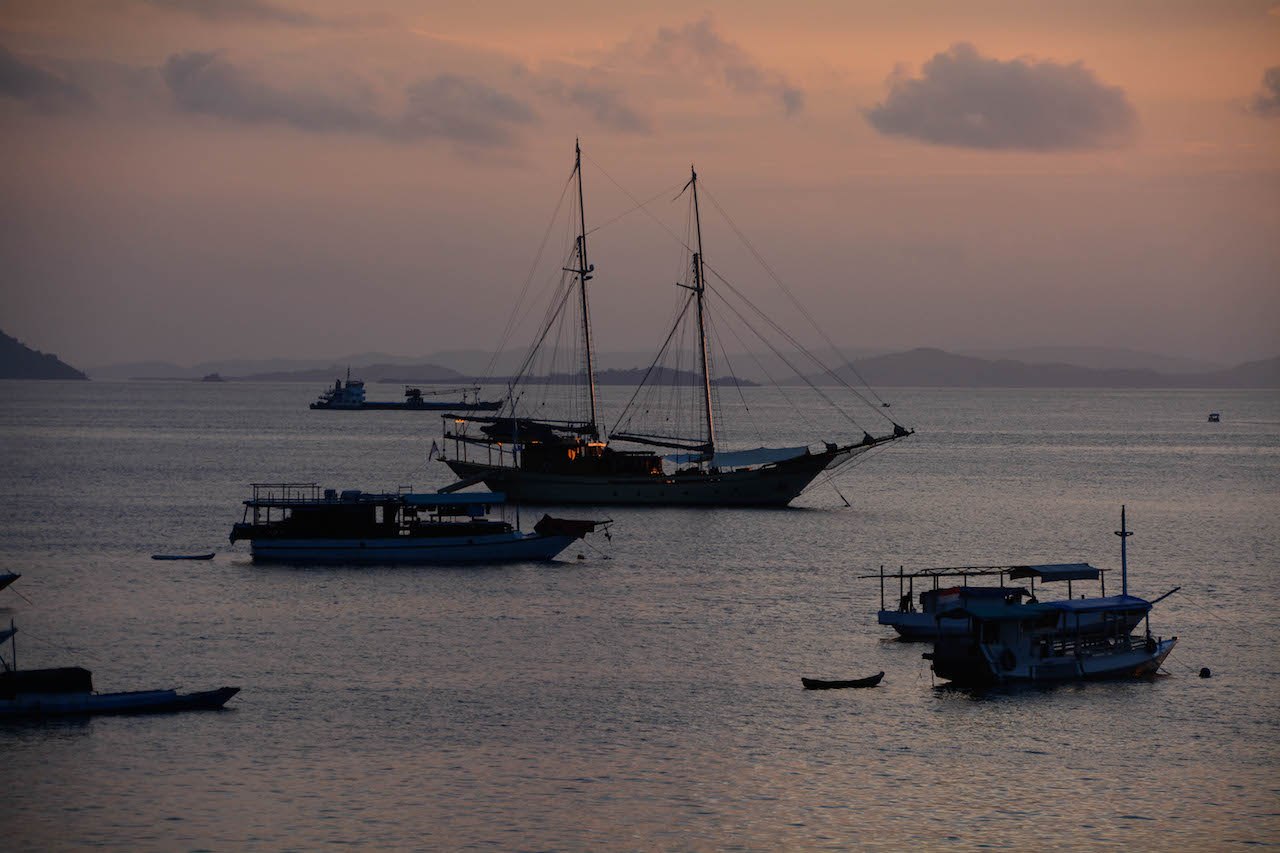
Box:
left=310, top=368, right=499, bottom=411
left=1208, top=412, right=1221, bottom=423
left=201, top=373, right=225, bottom=382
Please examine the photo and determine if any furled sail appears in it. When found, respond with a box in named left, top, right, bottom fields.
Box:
left=666, top=445, right=810, bottom=469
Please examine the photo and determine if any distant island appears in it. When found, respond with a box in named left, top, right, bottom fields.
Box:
left=84, top=346, right=1279, bottom=388
left=811, top=348, right=1280, bottom=389
left=0, top=330, right=87, bottom=380
left=512, top=367, right=756, bottom=387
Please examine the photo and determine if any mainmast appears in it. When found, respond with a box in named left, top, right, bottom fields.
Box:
left=573, top=139, right=599, bottom=435
left=688, top=166, right=716, bottom=459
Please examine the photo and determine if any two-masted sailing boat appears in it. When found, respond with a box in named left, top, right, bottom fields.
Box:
left=438, top=142, right=911, bottom=506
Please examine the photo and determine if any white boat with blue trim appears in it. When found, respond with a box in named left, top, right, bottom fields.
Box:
left=867, top=562, right=1146, bottom=641
left=924, top=507, right=1179, bottom=686
left=229, top=484, right=608, bottom=564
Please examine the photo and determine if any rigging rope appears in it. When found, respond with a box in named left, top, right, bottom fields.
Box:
left=703, top=265, right=894, bottom=425
left=700, top=185, right=892, bottom=411
left=706, top=283, right=870, bottom=434
left=482, top=169, right=577, bottom=385
left=610, top=291, right=696, bottom=437
left=582, top=163, right=901, bottom=433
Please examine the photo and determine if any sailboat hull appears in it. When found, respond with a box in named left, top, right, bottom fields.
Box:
left=444, top=446, right=860, bottom=506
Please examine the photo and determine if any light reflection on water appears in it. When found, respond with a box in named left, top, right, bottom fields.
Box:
left=1, top=381, right=1278, bottom=849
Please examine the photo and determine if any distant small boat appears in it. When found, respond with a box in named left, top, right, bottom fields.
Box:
left=801, top=672, right=884, bottom=690
left=201, top=373, right=225, bottom=382
left=151, top=553, right=215, bottom=561
left=1208, top=412, right=1220, bottom=423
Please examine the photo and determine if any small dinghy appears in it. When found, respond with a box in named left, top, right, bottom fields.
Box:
left=151, top=553, right=215, bottom=561
left=801, top=671, right=884, bottom=690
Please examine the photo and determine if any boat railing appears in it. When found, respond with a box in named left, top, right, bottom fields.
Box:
left=247, top=483, right=322, bottom=505
left=1036, top=631, right=1144, bottom=660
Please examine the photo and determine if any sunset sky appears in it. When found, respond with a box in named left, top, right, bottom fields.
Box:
left=2, top=0, right=1277, bottom=368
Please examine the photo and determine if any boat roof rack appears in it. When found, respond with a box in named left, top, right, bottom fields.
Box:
left=858, top=562, right=1104, bottom=580
left=403, top=493, right=504, bottom=507
left=1008, top=563, right=1100, bottom=582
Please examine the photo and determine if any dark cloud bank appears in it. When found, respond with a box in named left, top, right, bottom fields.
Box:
left=0, top=45, right=91, bottom=111
left=145, top=0, right=321, bottom=27
left=4, top=15, right=801, bottom=146
left=865, top=43, right=1136, bottom=150
left=1249, top=66, right=1280, bottom=117
left=636, top=16, right=803, bottom=116
left=162, top=52, right=535, bottom=145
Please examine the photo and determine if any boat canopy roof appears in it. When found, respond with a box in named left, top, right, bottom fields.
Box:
left=665, top=445, right=809, bottom=468
left=937, top=600, right=1061, bottom=620
left=858, top=563, right=1102, bottom=580
left=921, top=585, right=1029, bottom=600
left=939, top=593, right=1150, bottom=621
left=0, top=626, right=14, bottom=645
left=1008, top=563, right=1100, bottom=581
left=1048, top=594, right=1151, bottom=614
left=405, top=492, right=504, bottom=508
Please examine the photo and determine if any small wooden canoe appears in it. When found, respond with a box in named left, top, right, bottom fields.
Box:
left=801, top=671, right=884, bottom=690
left=151, top=553, right=216, bottom=561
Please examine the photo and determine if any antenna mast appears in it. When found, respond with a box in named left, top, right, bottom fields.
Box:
left=1115, top=504, right=1132, bottom=596
left=573, top=139, right=599, bottom=435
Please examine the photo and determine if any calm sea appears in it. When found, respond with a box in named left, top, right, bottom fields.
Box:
left=1, top=380, right=1277, bottom=850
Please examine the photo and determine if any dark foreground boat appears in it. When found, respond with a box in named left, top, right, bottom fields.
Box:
left=1, top=623, right=239, bottom=718
left=801, top=672, right=884, bottom=690
left=0, top=571, right=19, bottom=592
left=439, top=141, right=911, bottom=506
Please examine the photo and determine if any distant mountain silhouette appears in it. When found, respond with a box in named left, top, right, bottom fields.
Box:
left=1193, top=355, right=1280, bottom=388
left=507, top=367, right=755, bottom=387
left=87, top=346, right=1277, bottom=388
left=815, top=347, right=1279, bottom=388
left=240, top=363, right=466, bottom=383
left=957, top=345, right=1224, bottom=374
left=0, top=330, right=87, bottom=380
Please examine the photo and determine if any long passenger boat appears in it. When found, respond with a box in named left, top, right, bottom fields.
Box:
left=228, top=483, right=606, bottom=564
